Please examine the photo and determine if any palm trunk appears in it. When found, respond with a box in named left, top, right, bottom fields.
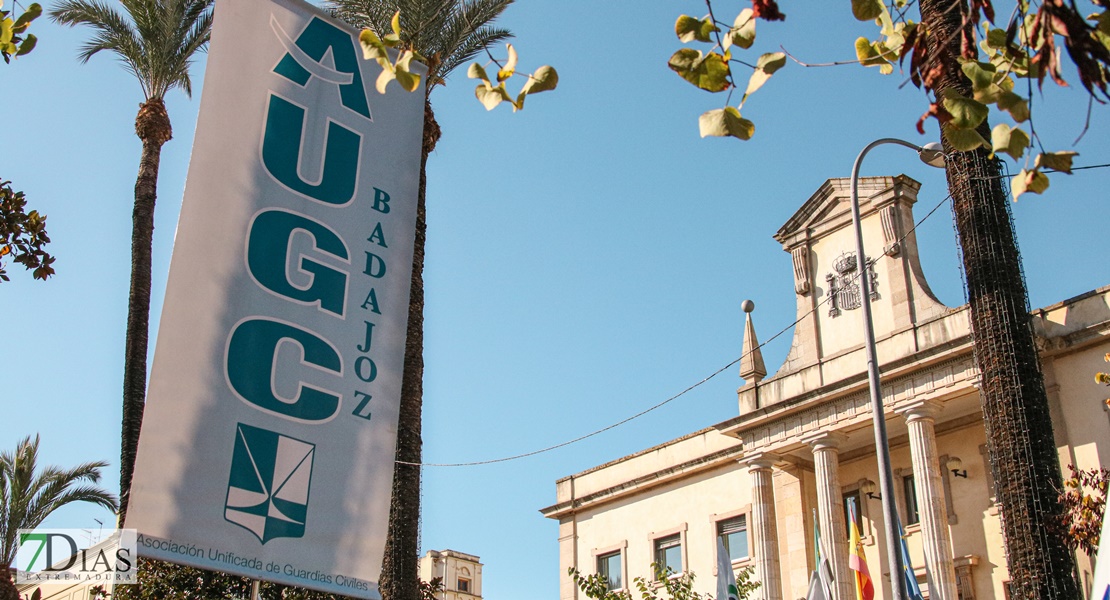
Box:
left=379, top=99, right=440, bottom=600
left=118, top=98, right=173, bottom=527
left=919, top=1, right=1079, bottom=597
left=0, top=567, right=17, bottom=600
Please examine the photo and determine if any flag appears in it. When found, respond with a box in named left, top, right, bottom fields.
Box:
left=1090, top=507, right=1110, bottom=600
left=813, top=509, right=835, bottom=599
left=847, top=499, right=875, bottom=600
left=896, top=516, right=924, bottom=600
left=717, top=538, right=740, bottom=600
left=806, top=569, right=830, bottom=600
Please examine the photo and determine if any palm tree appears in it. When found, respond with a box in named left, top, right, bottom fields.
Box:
left=48, top=0, right=213, bottom=525
left=324, top=2, right=513, bottom=599
left=0, top=435, right=118, bottom=600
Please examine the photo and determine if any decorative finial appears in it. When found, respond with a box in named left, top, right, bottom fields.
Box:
left=740, top=299, right=767, bottom=383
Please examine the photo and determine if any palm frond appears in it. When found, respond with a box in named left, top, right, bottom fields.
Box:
left=328, top=0, right=515, bottom=91
left=436, top=26, right=512, bottom=86
left=49, top=0, right=213, bottom=101
left=0, top=436, right=117, bottom=569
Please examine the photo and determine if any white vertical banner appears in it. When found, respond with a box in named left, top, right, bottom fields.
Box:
left=125, top=0, right=425, bottom=595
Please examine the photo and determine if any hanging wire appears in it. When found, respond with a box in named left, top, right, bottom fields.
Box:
left=404, top=160, right=1109, bottom=468
left=402, top=186, right=958, bottom=468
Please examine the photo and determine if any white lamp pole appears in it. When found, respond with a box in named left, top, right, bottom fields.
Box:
left=848, top=138, right=944, bottom=600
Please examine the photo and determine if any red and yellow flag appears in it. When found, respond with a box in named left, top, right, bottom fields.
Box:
left=848, top=502, right=875, bottom=600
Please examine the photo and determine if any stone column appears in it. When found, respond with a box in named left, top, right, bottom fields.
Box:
left=803, top=432, right=851, bottom=600
left=897, top=400, right=959, bottom=600
left=742, top=453, right=782, bottom=600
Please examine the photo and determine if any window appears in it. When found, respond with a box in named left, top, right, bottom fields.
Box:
left=654, top=534, right=683, bottom=576
left=903, top=474, right=920, bottom=525
left=843, top=490, right=863, bottom=533
left=457, top=578, right=471, bottom=593
left=597, top=551, right=622, bottom=590
left=717, top=515, right=749, bottom=562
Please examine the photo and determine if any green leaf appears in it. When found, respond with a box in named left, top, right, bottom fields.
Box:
left=359, top=29, right=388, bottom=61
left=468, top=62, right=491, bottom=84
left=514, top=65, right=558, bottom=111
left=393, top=51, right=421, bottom=92
left=852, top=0, right=884, bottom=22
left=724, top=9, right=756, bottom=51
left=12, top=2, right=38, bottom=32
left=741, top=52, right=786, bottom=104
left=942, top=123, right=988, bottom=151
left=1, top=17, right=13, bottom=45
left=668, top=48, right=731, bottom=93
left=675, top=15, right=715, bottom=43
left=698, top=107, right=754, bottom=139
left=756, top=51, right=786, bottom=74
left=375, top=68, right=396, bottom=94
left=394, top=69, right=418, bottom=92
left=519, top=65, right=558, bottom=96
left=475, top=83, right=511, bottom=110
left=1036, top=151, right=1078, bottom=174
left=390, top=10, right=401, bottom=36
left=990, top=123, right=1029, bottom=160
left=1096, top=11, right=1110, bottom=36
left=15, top=31, right=33, bottom=55
left=984, top=26, right=1008, bottom=50
left=960, top=60, right=997, bottom=93
left=941, top=89, right=989, bottom=129
left=997, top=91, right=1029, bottom=122
left=1011, top=168, right=1049, bottom=199
left=497, top=44, right=517, bottom=82
left=855, top=37, right=893, bottom=73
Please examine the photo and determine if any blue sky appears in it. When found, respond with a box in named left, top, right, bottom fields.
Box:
left=4, top=2, right=1110, bottom=599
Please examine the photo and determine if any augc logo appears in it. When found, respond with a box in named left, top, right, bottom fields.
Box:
left=222, top=12, right=385, bottom=544
left=225, top=424, right=315, bottom=544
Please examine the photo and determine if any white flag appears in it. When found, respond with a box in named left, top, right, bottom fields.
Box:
left=717, top=538, right=739, bottom=600
left=806, top=570, right=830, bottom=600
left=1091, top=510, right=1110, bottom=600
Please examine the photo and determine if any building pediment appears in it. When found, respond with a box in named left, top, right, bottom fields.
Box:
left=745, top=175, right=961, bottom=415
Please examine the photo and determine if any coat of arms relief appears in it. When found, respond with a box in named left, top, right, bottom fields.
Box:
left=826, top=251, right=879, bottom=318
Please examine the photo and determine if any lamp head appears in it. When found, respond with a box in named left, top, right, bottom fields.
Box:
left=918, top=142, right=946, bottom=168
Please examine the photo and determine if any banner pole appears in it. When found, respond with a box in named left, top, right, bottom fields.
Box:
left=251, top=579, right=260, bottom=600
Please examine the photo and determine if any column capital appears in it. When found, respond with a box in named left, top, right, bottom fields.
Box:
left=896, top=399, right=943, bottom=422
left=801, top=431, right=849, bottom=452
left=739, top=451, right=781, bottom=471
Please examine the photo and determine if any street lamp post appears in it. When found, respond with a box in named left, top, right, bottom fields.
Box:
left=848, top=138, right=944, bottom=600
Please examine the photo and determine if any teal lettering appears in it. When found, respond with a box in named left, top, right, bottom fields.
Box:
left=262, top=94, right=360, bottom=205
left=247, top=209, right=349, bottom=316
left=352, top=391, right=372, bottom=420
left=371, top=188, right=391, bottom=214
left=356, top=320, right=375, bottom=353
left=354, top=356, right=377, bottom=382
left=363, top=251, right=387, bottom=278
left=367, top=222, right=387, bottom=248
left=227, top=318, right=341, bottom=422
left=272, top=16, right=372, bottom=119
left=360, top=288, right=381, bottom=314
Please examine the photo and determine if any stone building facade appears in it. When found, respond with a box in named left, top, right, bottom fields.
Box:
left=419, top=549, right=483, bottom=600
left=541, top=176, right=1110, bottom=600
